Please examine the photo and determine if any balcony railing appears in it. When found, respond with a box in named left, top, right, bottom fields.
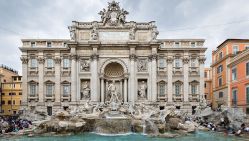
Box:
left=61, top=94, right=71, bottom=101
left=189, top=67, right=199, bottom=73
left=173, top=94, right=183, bottom=102
left=173, top=67, right=183, bottom=74
left=189, top=94, right=199, bottom=102
left=28, top=94, right=38, bottom=102
left=45, top=94, right=55, bottom=101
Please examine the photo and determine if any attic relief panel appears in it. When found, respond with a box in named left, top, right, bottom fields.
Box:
left=79, top=31, right=90, bottom=40
left=99, top=31, right=129, bottom=41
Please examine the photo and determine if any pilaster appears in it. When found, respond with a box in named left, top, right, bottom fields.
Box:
left=183, top=57, right=189, bottom=102
left=167, top=57, right=173, bottom=103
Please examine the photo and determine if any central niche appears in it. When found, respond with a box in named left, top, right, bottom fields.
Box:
left=104, top=62, right=124, bottom=78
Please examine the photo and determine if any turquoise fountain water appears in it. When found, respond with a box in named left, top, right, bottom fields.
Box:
left=0, top=132, right=248, bottom=141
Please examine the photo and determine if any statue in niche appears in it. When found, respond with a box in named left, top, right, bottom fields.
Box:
left=69, top=27, right=76, bottom=40
left=107, top=80, right=120, bottom=103
left=129, top=24, right=136, bottom=40
left=91, top=26, right=98, bottom=40
left=138, top=81, right=147, bottom=99
left=151, top=27, right=159, bottom=41
left=81, top=81, right=90, bottom=99
left=80, top=60, right=90, bottom=71
left=138, top=59, right=147, bottom=72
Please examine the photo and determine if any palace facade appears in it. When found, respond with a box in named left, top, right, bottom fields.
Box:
left=20, top=1, right=206, bottom=115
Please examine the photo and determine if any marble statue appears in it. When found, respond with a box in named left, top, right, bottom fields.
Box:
left=68, top=27, right=76, bottom=40
left=138, top=81, right=147, bottom=99
left=91, top=26, right=98, bottom=40
left=80, top=60, right=90, bottom=71
left=81, top=81, right=90, bottom=99
left=151, top=27, right=159, bottom=41
left=129, top=24, right=136, bottom=40
left=107, top=80, right=119, bottom=102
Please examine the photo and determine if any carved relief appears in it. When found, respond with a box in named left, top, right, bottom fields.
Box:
left=20, top=57, right=29, bottom=64
left=80, top=80, right=90, bottom=100
left=137, top=59, right=147, bottom=72
left=54, top=57, right=61, bottom=64
left=138, top=80, right=147, bottom=99
left=37, top=57, right=45, bottom=64
left=198, top=57, right=206, bottom=64
left=80, top=59, right=90, bottom=72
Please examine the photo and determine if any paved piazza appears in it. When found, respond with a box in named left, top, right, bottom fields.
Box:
left=19, top=1, right=206, bottom=115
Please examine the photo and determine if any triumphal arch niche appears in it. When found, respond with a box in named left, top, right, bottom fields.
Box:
left=69, top=0, right=160, bottom=105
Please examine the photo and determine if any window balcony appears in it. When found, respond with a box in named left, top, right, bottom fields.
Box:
left=28, top=67, right=39, bottom=76
left=45, top=67, right=55, bottom=76
left=61, top=67, right=71, bottom=76
left=189, top=94, right=199, bottom=102
left=45, top=94, right=55, bottom=102
left=173, top=67, right=183, bottom=74
left=173, top=94, right=183, bottom=102
left=157, top=95, right=167, bottom=101
left=61, top=94, right=71, bottom=101
left=28, top=94, right=38, bottom=102
left=189, top=67, right=199, bottom=75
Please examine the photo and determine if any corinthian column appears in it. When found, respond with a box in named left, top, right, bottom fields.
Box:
left=54, top=57, right=61, bottom=103
left=167, top=57, right=173, bottom=103
left=199, top=57, right=206, bottom=102
left=71, top=54, right=77, bottom=102
left=183, top=57, right=189, bottom=102
left=129, top=54, right=136, bottom=105
left=20, top=56, right=29, bottom=106
left=150, top=54, right=157, bottom=101
left=90, top=54, right=99, bottom=102
left=37, top=56, right=45, bottom=103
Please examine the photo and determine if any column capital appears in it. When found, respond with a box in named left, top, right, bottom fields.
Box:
left=90, top=53, right=99, bottom=60
left=166, top=57, right=174, bottom=63
left=148, top=54, right=158, bottom=61
left=37, top=57, right=45, bottom=64
left=54, top=57, right=61, bottom=64
left=70, top=54, right=78, bottom=61
left=124, top=73, right=129, bottom=79
left=20, top=57, right=29, bottom=64
left=129, top=54, right=137, bottom=61
left=198, top=57, right=206, bottom=64
left=183, top=57, right=190, bottom=64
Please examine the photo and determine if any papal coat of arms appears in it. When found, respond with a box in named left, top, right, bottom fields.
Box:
left=98, top=1, right=129, bottom=26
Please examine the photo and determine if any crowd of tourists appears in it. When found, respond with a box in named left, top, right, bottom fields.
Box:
left=0, top=116, right=32, bottom=134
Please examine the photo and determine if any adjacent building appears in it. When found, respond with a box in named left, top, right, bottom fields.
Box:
left=228, top=49, right=249, bottom=114
left=211, top=39, right=249, bottom=108
left=204, top=68, right=213, bottom=106
left=20, top=1, right=206, bottom=116
left=0, top=65, right=22, bottom=115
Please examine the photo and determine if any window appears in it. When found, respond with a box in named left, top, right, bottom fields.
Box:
left=2, top=101, right=5, bottom=105
left=246, top=46, right=249, bottom=50
left=219, top=52, right=223, bottom=59
left=63, top=85, right=70, bottom=96
left=63, top=58, right=70, bottom=68
left=191, top=85, right=197, bottom=94
left=46, top=84, right=54, bottom=97
left=31, top=42, right=35, bottom=47
left=8, top=100, right=11, bottom=105
left=218, top=77, right=222, bottom=87
left=159, top=82, right=165, bottom=97
left=159, top=58, right=165, bottom=69
left=175, top=42, right=180, bottom=47
left=47, top=106, right=52, bottom=116
left=232, top=89, right=238, bottom=106
left=219, top=91, right=223, bottom=98
left=175, top=58, right=181, bottom=68
left=246, top=62, right=249, bottom=76
left=30, top=84, right=36, bottom=96
left=47, top=59, right=54, bottom=68
left=204, top=83, right=207, bottom=88
left=2, top=93, right=5, bottom=96
left=217, top=65, right=223, bottom=74
left=19, top=93, right=22, bottom=95
left=31, top=59, right=37, bottom=68
left=175, top=84, right=181, bottom=96
left=47, top=42, right=52, bottom=47
left=13, top=100, right=15, bottom=105
left=20, top=100, right=21, bottom=104
left=246, top=85, right=249, bottom=104
left=233, top=45, right=239, bottom=55
left=232, top=67, right=237, bottom=81
left=191, top=42, right=195, bottom=47
left=204, top=72, right=207, bottom=78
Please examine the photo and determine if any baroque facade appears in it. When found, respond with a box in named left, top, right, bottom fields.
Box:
left=20, top=1, right=206, bottom=115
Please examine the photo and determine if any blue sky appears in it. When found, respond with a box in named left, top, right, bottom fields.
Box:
left=1, top=0, right=249, bottom=74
